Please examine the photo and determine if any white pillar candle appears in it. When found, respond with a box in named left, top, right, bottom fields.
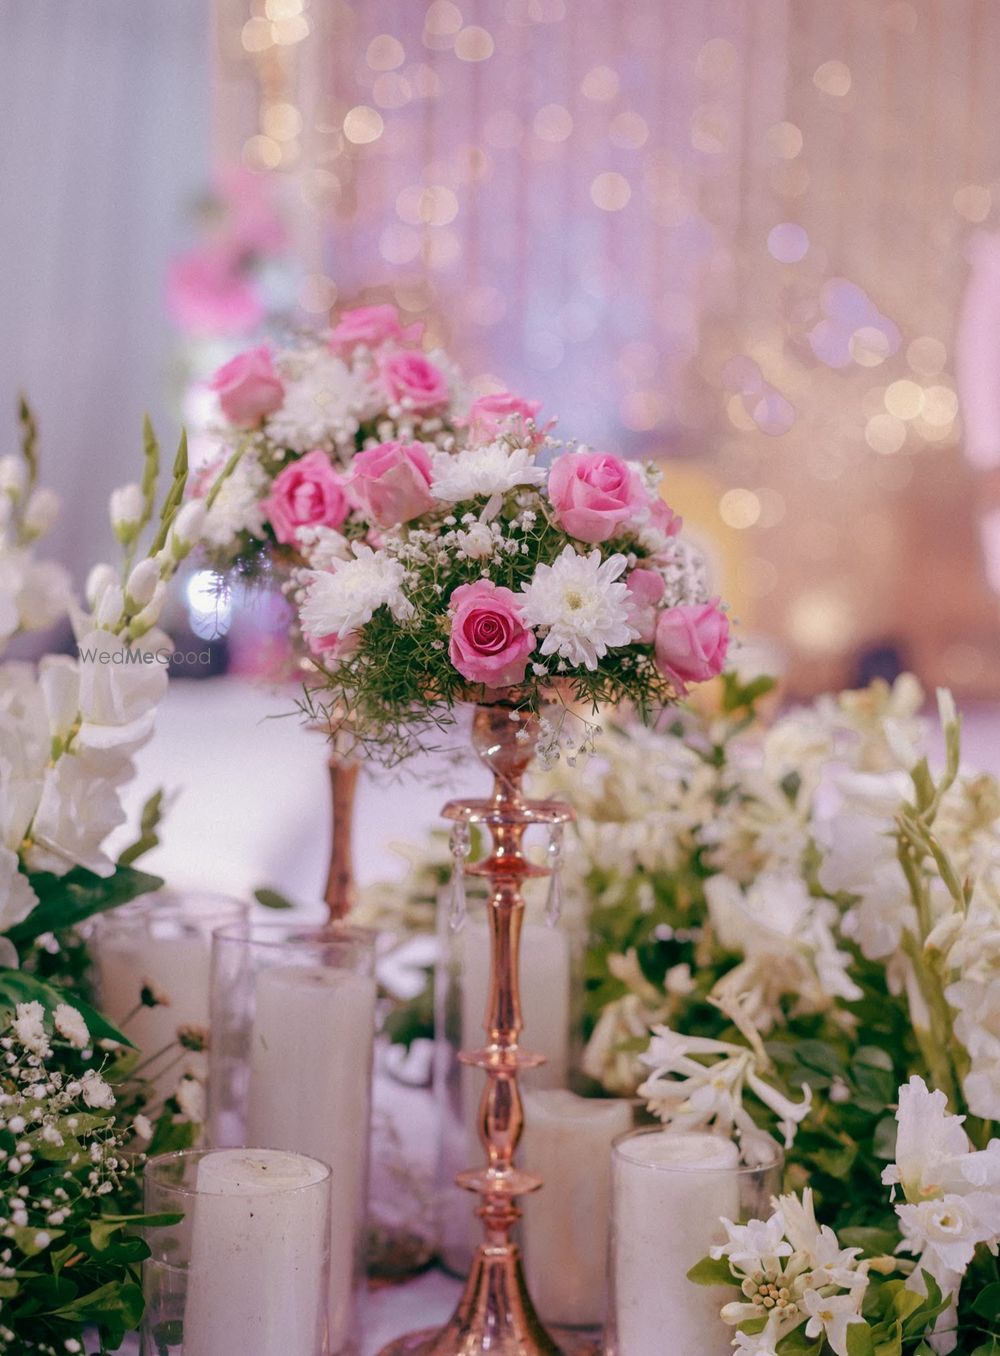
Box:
left=611, top=1131, right=740, bottom=1356
left=182, top=1148, right=330, bottom=1356
left=96, top=931, right=212, bottom=1103
left=246, top=965, right=376, bottom=1355
left=520, top=1090, right=633, bottom=1329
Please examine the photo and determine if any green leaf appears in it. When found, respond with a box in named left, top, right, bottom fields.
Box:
left=873, top=1116, right=898, bottom=1160
left=840, top=1226, right=899, bottom=1257
left=51, top=1276, right=144, bottom=1330
left=813, top=1142, right=858, bottom=1176
left=11, top=1224, right=63, bottom=1256
left=973, top=1283, right=1000, bottom=1323
left=0, top=970, right=133, bottom=1048
left=7, top=864, right=162, bottom=947
left=775, top=1327, right=823, bottom=1355
left=117, top=789, right=167, bottom=867
left=254, top=887, right=295, bottom=911
left=853, top=1045, right=896, bottom=1072
left=686, top=1256, right=735, bottom=1286
left=846, top=1322, right=876, bottom=1356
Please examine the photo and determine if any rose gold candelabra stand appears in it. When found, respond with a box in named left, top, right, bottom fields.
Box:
left=324, top=749, right=359, bottom=920
left=378, top=702, right=573, bottom=1356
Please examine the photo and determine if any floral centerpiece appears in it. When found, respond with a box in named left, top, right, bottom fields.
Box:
left=293, top=416, right=727, bottom=761
left=289, top=385, right=729, bottom=1355
left=0, top=404, right=218, bottom=1352
left=193, top=302, right=555, bottom=922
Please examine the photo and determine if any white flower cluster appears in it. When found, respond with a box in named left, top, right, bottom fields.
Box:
left=0, top=454, right=69, bottom=655
left=264, top=347, right=373, bottom=455
left=0, top=1002, right=131, bottom=1248
left=882, top=1076, right=1000, bottom=1351
left=1, top=436, right=204, bottom=923
left=711, top=1189, right=871, bottom=1356
left=637, top=1017, right=812, bottom=1149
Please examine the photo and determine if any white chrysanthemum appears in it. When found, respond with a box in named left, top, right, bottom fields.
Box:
left=266, top=349, right=372, bottom=454
left=300, top=543, right=414, bottom=641
left=430, top=442, right=546, bottom=503
left=518, top=546, right=636, bottom=671
left=201, top=451, right=269, bottom=548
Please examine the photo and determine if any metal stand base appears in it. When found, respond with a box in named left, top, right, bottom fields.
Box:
left=376, top=1243, right=566, bottom=1356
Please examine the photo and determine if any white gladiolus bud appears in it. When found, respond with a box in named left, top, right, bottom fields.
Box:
left=125, top=557, right=160, bottom=610
left=85, top=563, right=119, bottom=611
left=38, top=656, right=79, bottom=743
left=95, top=584, right=124, bottom=630
left=169, top=501, right=206, bottom=560
left=128, top=581, right=167, bottom=637
left=109, top=483, right=144, bottom=543
left=22, top=486, right=60, bottom=538
left=0, top=455, right=28, bottom=501
left=937, top=688, right=958, bottom=732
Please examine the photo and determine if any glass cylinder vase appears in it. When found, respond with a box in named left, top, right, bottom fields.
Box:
left=93, top=889, right=248, bottom=1114
left=141, top=1146, right=332, bottom=1356
left=208, top=921, right=376, bottom=1356
left=607, top=1128, right=784, bottom=1356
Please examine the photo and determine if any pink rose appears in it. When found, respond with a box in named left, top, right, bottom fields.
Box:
left=329, top=304, right=423, bottom=352
left=548, top=451, right=647, bottom=543
left=650, top=497, right=683, bottom=540
left=209, top=346, right=285, bottom=428
left=349, top=441, right=435, bottom=527
left=380, top=350, right=450, bottom=411
left=466, top=391, right=543, bottom=443
left=448, top=580, right=535, bottom=689
left=263, top=450, right=350, bottom=545
left=654, top=600, right=730, bottom=693
left=625, top=568, right=666, bottom=645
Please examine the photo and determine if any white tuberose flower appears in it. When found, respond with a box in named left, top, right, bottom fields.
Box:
left=637, top=1020, right=812, bottom=1147
left=519, top=546, right=637, bottom=671
left=430, top=443, right=546, bottom=503
left=300, top=543, right=414, bottom=641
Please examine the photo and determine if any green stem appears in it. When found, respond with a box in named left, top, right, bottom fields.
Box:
left=900, top=930, right=963, bottom=1114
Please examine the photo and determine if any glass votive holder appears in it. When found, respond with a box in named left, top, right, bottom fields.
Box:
left=142, top=1146, right=332, bottom=1356
left=93, top=890, right=248, bottom=1112
left=208, top=922, right=376, bottom=1356
left=607, top=1128, right=784, bottom=1356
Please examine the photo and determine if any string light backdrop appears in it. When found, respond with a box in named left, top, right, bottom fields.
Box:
left=211, top=0, right=1000, bottom=696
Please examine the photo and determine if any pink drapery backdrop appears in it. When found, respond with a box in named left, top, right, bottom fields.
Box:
left=211, top=0, right=1000, bottom=695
